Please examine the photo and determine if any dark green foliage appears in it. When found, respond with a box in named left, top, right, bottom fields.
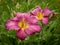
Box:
left=0, top=0, right=60, bottom=45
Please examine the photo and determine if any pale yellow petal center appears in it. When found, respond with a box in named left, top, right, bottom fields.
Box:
left=18, top=19, right=29, bottom=30
left=36, top=12, right=44, bottom=20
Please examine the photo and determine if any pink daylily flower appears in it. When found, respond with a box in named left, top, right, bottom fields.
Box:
left=31, top=6, right=53, bottom=25
left=5, top=12, right=41, bottom=40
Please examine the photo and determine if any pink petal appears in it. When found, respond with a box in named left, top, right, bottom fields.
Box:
left=27, top=16, right=38, bottom=24
left=25, top=27, right=35, bottom=36
left=25, top=24, right=41, bottom=36
left=43, top=8, right=52, bottom=16
left=20, top=13, right=39, bottom=24
left=29, top=24, right=41, bottom=33
left=15, top=12, right=31, bottom=22
left=16, top=12, right=30, bottom=18
left=31, top=6, right=41, bottom=15
left=42, top=17, right=49, bottom=25
left=6, top=20, right=19, bottom=30
left=16, top=12, right=22, bottom=17
left=23, top=13, right=31, bottom=19
left=16, top=30, right=27, bottom=40
left=11, top=16, right=20, bottom=22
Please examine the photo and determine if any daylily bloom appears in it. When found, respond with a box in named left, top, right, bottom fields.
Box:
left=31, top=6, right=53, bottom=25
left=5, top=12, right=41, bottom=40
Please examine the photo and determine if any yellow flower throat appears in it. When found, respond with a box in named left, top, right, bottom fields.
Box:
left=36, top=12, right=44, bottom=20
left=18, top=19, right=29, bottom=30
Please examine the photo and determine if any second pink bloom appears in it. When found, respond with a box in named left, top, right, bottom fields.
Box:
left=31, top=6, right=53, bottom=25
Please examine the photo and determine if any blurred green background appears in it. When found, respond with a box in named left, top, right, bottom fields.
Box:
left=0, top=0, right=60, bottom=45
